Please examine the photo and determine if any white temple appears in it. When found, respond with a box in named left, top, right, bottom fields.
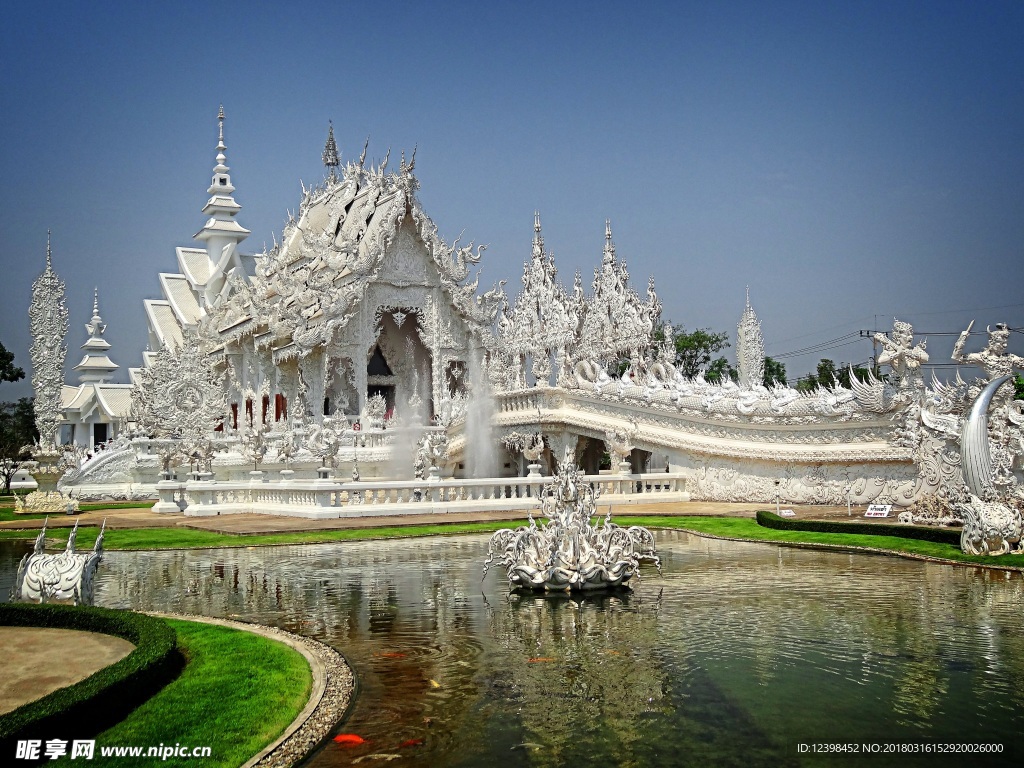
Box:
left=32, top=109, right=1024, bottom=526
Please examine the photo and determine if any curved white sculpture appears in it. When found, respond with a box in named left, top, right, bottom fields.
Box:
left=956, top=375, right=1023, bottom=556
left=11, top=519, right=105, bottom=605
left=483, top=454, right=659, bottom=591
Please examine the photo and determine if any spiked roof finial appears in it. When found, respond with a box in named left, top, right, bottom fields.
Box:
left=322, top=120, right=340, bottom=176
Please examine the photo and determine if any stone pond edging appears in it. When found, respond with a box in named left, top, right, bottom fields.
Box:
left=148, top=613, right=354, bottom=768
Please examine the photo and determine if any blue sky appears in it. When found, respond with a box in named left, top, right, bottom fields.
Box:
left=2, top=1, right=1023, bottom=398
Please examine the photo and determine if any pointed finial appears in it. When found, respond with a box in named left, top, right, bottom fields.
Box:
left=603, top=219, right=615, bottom=263
left=322, top=120, right=340, bottom=176
left=745, top=285, right=750, bottom=309
left=532, top=211, right=545, bottom=257
left=45, top=230, right=52, bottom=269
left=408, top=144, right=417, bottom=171
left=359, top=136, right=369, bottom=167
left=93, top=287, right=99, bottom=317
left=212, top=105, right=229, bottom=174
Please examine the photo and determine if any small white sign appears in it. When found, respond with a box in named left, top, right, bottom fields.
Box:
left=865, top=504, right=892, bottom=518
left=778, top=509, right=796, bottom=517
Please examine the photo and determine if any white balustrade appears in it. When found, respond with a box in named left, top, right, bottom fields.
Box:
left=177, top=471, right=689, bottom=518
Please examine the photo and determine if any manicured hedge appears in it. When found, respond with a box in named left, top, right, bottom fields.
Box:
left=755, top=510, right=961, bottom=545
left=0, top=604, right=182, bottom=753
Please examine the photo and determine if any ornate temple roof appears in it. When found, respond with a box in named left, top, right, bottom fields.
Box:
left=198, top=139, right=502, bottom=360
left=141, top=114, right=503, bottom=367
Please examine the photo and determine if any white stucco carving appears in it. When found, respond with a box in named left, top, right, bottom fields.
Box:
left=29, top=234, right=69, bottom=451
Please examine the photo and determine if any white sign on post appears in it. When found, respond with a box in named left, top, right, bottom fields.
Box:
left=778, top=509, right=796, bottom=517
left=865, top=504, right=892, bottom=518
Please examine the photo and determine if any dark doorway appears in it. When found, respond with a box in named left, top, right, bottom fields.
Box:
left=93, top=423, right=108, bottom=445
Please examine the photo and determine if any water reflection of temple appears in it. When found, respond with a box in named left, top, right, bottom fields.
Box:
left=481, top=591, right=668, bottom=763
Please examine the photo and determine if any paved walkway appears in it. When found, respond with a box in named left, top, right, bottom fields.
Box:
left=0, top=627, right=135, bottom=714
left=0, top=500, right=871, bottom=536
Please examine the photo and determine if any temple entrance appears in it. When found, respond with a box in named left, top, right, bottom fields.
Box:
left=366, top=310, right=435, bottom=422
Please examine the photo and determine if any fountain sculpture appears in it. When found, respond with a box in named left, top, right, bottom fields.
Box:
left=11, top=519, right=105, bottom=605
left=483, top=449, right=660, bottom=591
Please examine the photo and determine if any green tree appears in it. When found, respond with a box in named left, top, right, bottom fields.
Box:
left=763, top=356, right=787, bottom=387
left=838, top=364, right=872, bottom=389
left=0, top=341, right=25, bottom=384
left=0, top=398, right=38, bottom=493
left=668, top=325, right=732, bottom=378
left=795, top=358, right=871, bottom=392
left=1014, top=373, right=1024, bottom=401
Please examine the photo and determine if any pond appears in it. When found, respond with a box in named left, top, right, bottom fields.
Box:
left=2, top=531, right=1022, bottom=766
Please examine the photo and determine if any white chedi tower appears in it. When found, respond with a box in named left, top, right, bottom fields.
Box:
left=29, top=232, right=70, bottom=451
left=194, top=105, right=250, bottom=309
left=72, top=289, right=118, bottom=383
left=736, top=288, right=765, bottom=391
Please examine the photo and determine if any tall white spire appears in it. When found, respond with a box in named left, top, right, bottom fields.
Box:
left=29, top=234, right=69, bottom=449
left=195, top=106, right=251, bottom=307
left=737, top=287, right=765, bottom=391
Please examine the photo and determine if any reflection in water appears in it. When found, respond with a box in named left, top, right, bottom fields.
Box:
left=484, top=591, right=669, bottom=766
left=2, top=532, right=1023, bottom=766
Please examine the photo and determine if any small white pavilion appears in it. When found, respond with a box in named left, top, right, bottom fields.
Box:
left=60, top=290, right=132, bottom=449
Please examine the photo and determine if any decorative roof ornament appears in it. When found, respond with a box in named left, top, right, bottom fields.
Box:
left=28, top=232, right=69, bottom=451
left=736, top=287, right=765, bottom=391
left=499, top=214, right=574, bottom=367
left=532, top=211, right=544, bottom=258
left=214, top=105, right=228, bottom=176
left=574, top=220, right=658, bottom=365
left=73, top=288, right=118, bottom=383
left=602, top=219, right=615, bottom=265
left=88, top=288, right=102, bottom=334
left=322, top=120, right=340, bottom=178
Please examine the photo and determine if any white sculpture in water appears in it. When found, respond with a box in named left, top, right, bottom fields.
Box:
left=483, top=450, right=660, bottom=591
left=12, top=519, right=105, bottom=605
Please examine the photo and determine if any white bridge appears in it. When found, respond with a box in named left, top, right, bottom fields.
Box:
left=158, top=471, right=689, bottom=519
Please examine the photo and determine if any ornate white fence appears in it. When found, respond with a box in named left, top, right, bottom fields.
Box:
left=155, top=472, right=689, bottom=518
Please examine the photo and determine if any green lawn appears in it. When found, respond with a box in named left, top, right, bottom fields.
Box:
left=0, top=519, right=533, bottom=550
left=0, top=501, right=150, bottom=522
left=3, top=512, right=1021, bottom=571
left=85, top=618, right=311, bottom=767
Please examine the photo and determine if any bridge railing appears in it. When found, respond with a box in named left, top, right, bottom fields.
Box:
left=161, top=471, right=689, bottom=518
